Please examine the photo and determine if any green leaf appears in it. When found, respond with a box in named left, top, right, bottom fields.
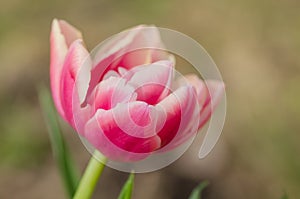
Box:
left=38, top=86, right=79, bottom=199
left=118, top=173, right=135, bottom=199
left=188, top=181, right=209, bottom=199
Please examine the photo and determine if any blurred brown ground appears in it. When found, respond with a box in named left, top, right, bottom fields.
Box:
left=0, top=0, right=300, bottom=198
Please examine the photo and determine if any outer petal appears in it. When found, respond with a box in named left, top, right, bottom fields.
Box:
left=92, top=25, right=162, bottom=70
left=198, top=80, right=225, bottom=128
left=114, top=26, right=167, bottom=68
left=181, top=74, right=225, bottom=129
left=84, top=102, right=162, bottom=161
left=60, top=40, right=92, bottom=128
left=155, top=85, right=200, bottom=150
left=50, top=19, right=82, bottom=118
left=87, top=25, right=170, bottom=97
left=58, top=20, right=83, bottom=46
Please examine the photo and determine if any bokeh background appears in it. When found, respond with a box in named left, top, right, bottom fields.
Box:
left=1, top=0, right=300, bottom=198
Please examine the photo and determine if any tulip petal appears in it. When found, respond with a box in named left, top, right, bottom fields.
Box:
left=89, top=76, right=136, bottom=113
left=181, top=74, right=225, bottom=128
left=50, top=19, right=82, bottom=118
left=88, top=25, right=169, bottom=96
left=57, top=20, right=82, bottom=47
left=198, top=80, right=225, bottom=129
left=93, top=25, right=162, bottom=70
left=116, top=25, right=172, bottom=68
left=124, top=60, right=174, bottom=105
left=84, top=102, right=162, bottom=161
left=84, top=111, right=150, bottom=162
left=155, top=85, right=200, bottom=149
left=60, top=40, right=92, bottom=126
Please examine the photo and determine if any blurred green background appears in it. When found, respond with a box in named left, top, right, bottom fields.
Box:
left=0, top=0, right=300, bottom=198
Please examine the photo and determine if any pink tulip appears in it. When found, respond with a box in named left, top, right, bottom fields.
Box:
left=50, top=19, right=224, bottom=162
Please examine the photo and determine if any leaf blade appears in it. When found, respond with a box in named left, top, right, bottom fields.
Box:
left=118, top=173, right=135, bottom=199
left=38, top=86, right=79, bottom=198
left=188, top=181, right=209, bottom=199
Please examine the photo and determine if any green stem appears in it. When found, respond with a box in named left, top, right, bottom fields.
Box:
left=73, top=151, right=106, bottom=199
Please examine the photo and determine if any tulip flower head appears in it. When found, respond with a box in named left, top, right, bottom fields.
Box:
left=50, top=19, right=225, bottom=172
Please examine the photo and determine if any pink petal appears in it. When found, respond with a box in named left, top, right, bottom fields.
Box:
left=50, top=19, right=82, bottom=118
left=57, top=20, right=82, bottom=47
left=177, top=74, right=207, bottom=105
left=93, top=25, right=162, bottom=70
left=84, top=102, right=162, bottom=161
left=60, top=40, right=91, bottom=127
left=117, top=26, right=171, bottom=68
left=181, top=74, right=225, bottom=129
left=87, top=25, right=168, bottom=97
left=88, top=76, right=136, bottom=113
left=84, top=111, right=150, bottom=162
left=155, top=85, right=200, bottom=150
left=102, top=70, right=120, bottom=80
left=198, top=80, right=225, bottom=129
left=87, top=26, right=146, bottom=95
left=124, top=60, right=174, bottom=105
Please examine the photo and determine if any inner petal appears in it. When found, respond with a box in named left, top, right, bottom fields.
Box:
left=123, top=60, right=174, bottom=105
left=88, top=76, right=136, bottom=112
